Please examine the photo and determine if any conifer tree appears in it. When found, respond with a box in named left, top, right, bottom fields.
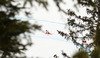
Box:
left=57, top=0, right=100, bottom=58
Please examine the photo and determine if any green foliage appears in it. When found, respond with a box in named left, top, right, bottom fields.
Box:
left=32, top=24, right=41, bottom=31
left=35, top=0, right=49, bottom=10
left=0, top=0, right=64, bottom=57
left=23, top=0, right=49, bottom=10
left=91, top=47, right=100, bottom=58
left=0, top=19, right=31, bottom=57
left=23, top=0, right=33, bottom=7
left=73, top=51, right=89, bottom=58
left=53, top=0, right=64, bottom=11
left=0, top=0, right=42, bottom=57
left=76, top=0, right=96, bottom=7
left=58, top=0, right=100, bottom=58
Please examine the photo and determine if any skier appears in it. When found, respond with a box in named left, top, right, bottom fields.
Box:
left=45, top=30, right=52, bottom=35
